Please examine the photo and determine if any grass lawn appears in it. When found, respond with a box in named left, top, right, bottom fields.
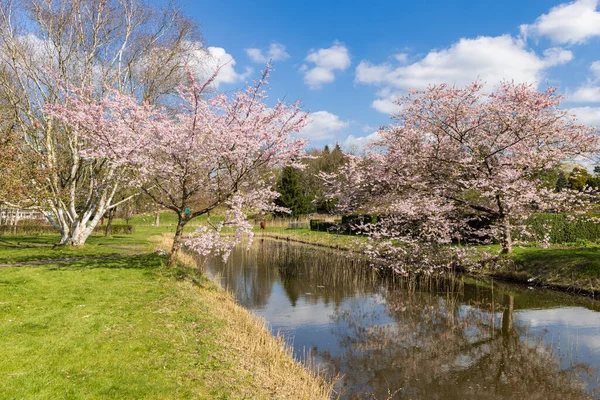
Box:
left=0, top=211, right=211, bottom=264
left=500, top=245, right=600, bottom=292
left=256, top=227, right=364, bottom=251
left=0, top=226, right=170, bottom=264
left=0, top=227, right=330, bottom=399
left=0, top=255, right=233, bottom=399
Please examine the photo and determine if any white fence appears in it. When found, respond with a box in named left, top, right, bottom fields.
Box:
left=0, top=208, right=46, bottom=225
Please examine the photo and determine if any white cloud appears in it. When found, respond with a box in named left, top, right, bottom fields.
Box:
left=342, top=131, right=380, bottom=153
left=568, top=106, right=600, bottom=126
left=591, top=60, right=600, bottom=78
left=355, top=35, right=573, bottom=114
left=245, top=43, right=290, bottom=63
left=372, top=98, right=400, bottom=114
left=362, top=124, right=377, bottom=133
left=356, top=35, right=570, bottom=91
left=299, top=111, right=349, bottom=140
left=567, top=60, right=600, bottom=102
left=394, top=53, right=409, bottom=63
left=569, top=85, right=600, bottom=102
left=520, top=0, right=600, bottom=44
left=542, top=47, right=574, bottom=65
left=302, top=43, right=351, bottom=89
left=197, top=46, right=252, bottom=88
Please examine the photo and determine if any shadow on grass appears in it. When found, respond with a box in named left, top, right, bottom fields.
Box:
left=47, top=253, right=168, bottom=271
left=0, top=235, right=59, bottom=247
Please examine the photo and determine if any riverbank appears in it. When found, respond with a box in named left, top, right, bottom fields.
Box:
left=0, top=230, right=331, bottom=399
left=256, top=227, right=600, bottom=297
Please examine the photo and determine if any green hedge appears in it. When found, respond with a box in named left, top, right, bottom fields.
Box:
left=98, top=224, right=135, bottom=235
left=309, top=220, right=340, bottom=232
left=0, top=224, right=134, bottom=236
left=340, top=213, right=378, bottom=235
left=311, top=212, right=600, bottom=244
left=523, top=213, right=600, bottom=244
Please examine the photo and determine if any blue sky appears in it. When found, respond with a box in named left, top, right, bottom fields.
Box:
left=181, top=0, right=600, bottom=150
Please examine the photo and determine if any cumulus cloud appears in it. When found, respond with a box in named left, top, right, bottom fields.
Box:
left=569, top=86, right=600, bottom=102
left=520, top=0, right=600, bottom=44
left=568, top=106, right=600, bottom=126
left=394, top=53, right=409, bottom=63
left=356, top=36, right=570, bottom=90
left=591, top=60, right=600, bottom=78
left=299, top=111, right=349, bottom=140
left=342, top=131, right=380, bottom=153
left=568, top=60, right=600, bottom=102
left=196, top=46, right=252, bottom=88
left=245, top=43, right=290, bottom=63
left=355, top=35, right=573, bottom=114
left=302, top=43, right=351, bottom=89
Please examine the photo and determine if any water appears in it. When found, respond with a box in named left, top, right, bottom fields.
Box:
left=204, top=239, right=600, bottom=399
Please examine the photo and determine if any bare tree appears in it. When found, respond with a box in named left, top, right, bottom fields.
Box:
left=0, top=0, right=203, bottom=244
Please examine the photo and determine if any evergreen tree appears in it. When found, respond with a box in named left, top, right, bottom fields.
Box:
left=555, top=170, right=568, bottom=192
left=274, top=167, right=314, bottom=217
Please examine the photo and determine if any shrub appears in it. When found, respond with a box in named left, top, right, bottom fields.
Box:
left=0, top=224, right=134, bottom=236
left=96, top=224, right=135, bottom=235
left=523, top=213, right=600, bottom=244
left=309, top=220, right=340, bottom=232
left=340, top=214, right=377, bottom=235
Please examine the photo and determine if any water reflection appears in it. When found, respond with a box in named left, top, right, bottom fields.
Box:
left=205, top=239, right=600, bottom=399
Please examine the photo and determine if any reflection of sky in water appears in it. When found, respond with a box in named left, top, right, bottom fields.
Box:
left=206, top=242, right=600, bottom=398
left=516, top=307, right=600, bottom=393
left=248, top=282, right=395, bottom=361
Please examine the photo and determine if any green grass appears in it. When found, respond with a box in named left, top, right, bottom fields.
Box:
left=0, top=255, right=240, bottom=399
left=498, top=245, right=600, bottom=292
left=0, top=226, right=173, bottom=264
left=0, top=226, right=331, bottom=399
left=256, top=227, right=365, bottom=250
left=0, top=212, right=216, bottom=264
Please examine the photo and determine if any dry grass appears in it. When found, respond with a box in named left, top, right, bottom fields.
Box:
left=150, top=233, right=333, bottom=399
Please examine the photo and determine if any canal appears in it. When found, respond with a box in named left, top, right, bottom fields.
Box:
left=205, top=239, right=600, bottom=399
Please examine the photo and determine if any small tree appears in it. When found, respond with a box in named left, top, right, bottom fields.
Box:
left=274, top=166, right=315, bottom=217
left=50, top=68, right=307, bottom=266
left=568, top=166, right=589, bottom=191
left=555, top=171, right=568, bottom=192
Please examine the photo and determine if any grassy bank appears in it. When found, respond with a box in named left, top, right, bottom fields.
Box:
left=256, top=225, right=600, bottom=296
left=472, top=244, right=600, bottom=296
left=0, top=229, right=331, bottom=399
left=257, top=227, right=362, bottom=251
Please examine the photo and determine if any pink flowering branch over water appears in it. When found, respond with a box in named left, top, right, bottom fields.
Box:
left=49, top=67, right=308, bottom=266
left=327, top=81, right=599, bottom=273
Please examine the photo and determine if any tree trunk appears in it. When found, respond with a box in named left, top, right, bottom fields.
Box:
left=105, top=208, right=116, bottom=237
left=501, top=294, right=514, bottom=339
left=500, top=215, right=512, bottom=254
left=168, top=214, right=188, bottom=267
left=496, top=195, right=512, bottom=254
left=154, top=210, right=160, bottom=227
left=69, top=225, right=95, bottom=246
left=59, top=229, right=70, bottom=245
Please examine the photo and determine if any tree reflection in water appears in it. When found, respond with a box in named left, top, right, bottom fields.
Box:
left=328, top=284, right=597, bottom=399
left=204, top=239, right=600, bottom=399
